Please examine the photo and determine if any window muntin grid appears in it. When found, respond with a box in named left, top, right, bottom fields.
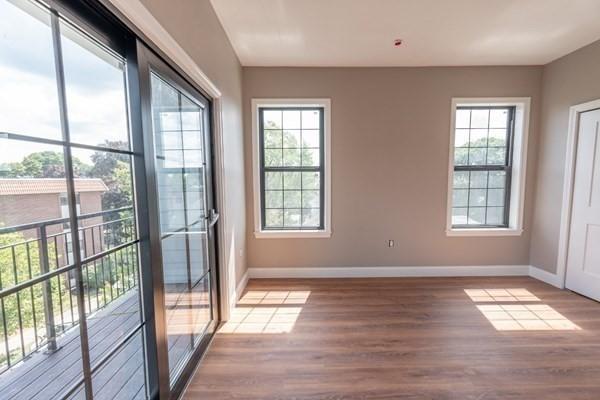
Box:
left=451, top=106, right=515, bottom=228
left=259, top=107, right=324, bottom=230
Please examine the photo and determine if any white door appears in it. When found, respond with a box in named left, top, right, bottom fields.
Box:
left=566, top=108, right=600, bottom=301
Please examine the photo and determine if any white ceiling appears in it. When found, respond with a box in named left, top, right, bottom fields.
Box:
left=209, top=0, right=600, bottom=67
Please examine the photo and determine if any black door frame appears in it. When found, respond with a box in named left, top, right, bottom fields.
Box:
left=135, top=41, right=220, bottom=400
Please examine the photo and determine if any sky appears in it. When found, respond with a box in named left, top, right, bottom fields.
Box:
left=0, top=0, right=128, bottom=165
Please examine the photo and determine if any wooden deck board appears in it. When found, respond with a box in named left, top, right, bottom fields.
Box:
left=0, top=290, right=144, bottom=400
left=184, top=276, right=600, bottom=400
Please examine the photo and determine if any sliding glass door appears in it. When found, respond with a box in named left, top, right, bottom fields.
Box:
left=0, top=1, right=220, bottom=399
left=0, top=0, right=147, bottom=398
left=138, top=44, right=219, bottom=395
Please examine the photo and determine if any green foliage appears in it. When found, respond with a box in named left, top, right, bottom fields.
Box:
left=0, top=151, right=90, bottom=178
left=89, top=140, right=132, bottom=211
left=0, top=232, right=61, bottom=337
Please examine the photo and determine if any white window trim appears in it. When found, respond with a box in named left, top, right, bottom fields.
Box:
left=446, top=97, right=530, bottom=237
left=251, top=98, right=332, bottom=239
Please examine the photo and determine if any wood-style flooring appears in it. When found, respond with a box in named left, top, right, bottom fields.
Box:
left=184, top=277, right=600, bottom=400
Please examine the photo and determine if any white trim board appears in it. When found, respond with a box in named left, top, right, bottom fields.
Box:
left=446, top=98, right=530, bottom=237
left=528, top=266, right=562, bottom=288
left=234, top=270, right=250, bottom=302
left=106, top=0, right=221, bottom=98
left=251, top=98, right=332, bottom=239
left=555, top=98, right=600, bottom=290
left=248, top=265, right=530, bottom=279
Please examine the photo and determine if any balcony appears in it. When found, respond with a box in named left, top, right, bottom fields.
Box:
left=0, top=208, right=143, bottom=399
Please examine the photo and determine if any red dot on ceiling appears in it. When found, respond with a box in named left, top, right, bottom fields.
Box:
left=394, top=39, right=403, bottom=47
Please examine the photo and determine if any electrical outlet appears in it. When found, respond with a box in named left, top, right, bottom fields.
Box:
left=388, top=240, right=394, bottom=248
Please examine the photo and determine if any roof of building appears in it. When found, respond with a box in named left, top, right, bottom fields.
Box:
left=0, top=178, right=108, bottom=196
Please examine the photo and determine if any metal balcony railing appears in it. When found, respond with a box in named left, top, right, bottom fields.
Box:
left=0, top=207, right=138, bottom=373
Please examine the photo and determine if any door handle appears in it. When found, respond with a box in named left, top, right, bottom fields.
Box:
left=208, top=209, right=219, bottom=228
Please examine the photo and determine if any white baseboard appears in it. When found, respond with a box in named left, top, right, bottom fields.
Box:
left=528, top=266, right=564, bottom=289
left=248, top=265, right=530, bottom=279
left=234, top=270, right=250, bottom=300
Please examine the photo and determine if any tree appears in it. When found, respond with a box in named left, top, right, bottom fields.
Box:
left=89, top=140, right=132, bottom=211
left=0, top=151, right=89, bottom=178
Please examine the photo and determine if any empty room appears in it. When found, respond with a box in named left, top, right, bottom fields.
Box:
left=1, top=0, right=600, bottom=399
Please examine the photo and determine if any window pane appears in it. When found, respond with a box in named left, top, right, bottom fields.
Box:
left=453, top=171, right=469, bottom=189
left=468, top=148, right=486, bottom=165
left=282, top=149, right=301, bottom=167
left=301, top=110, right=320, bottom=129
left=0, top=0, right=62, bottom=141
left=452, top=207, right=468, bottom=225
left=88, top=331, right=147, bottom=399
left=263, top=110, right=281, bottom=129
left=150, top=73, right=212, bottom=385
left=265, top=209, right=283, bottom=227
left=83, top=245, right=142, bottom=369
left=302, top=208, right=320, bottom=227
left=283, top=130, right=301, bottom=148
left=454, top=129, right=469, bottom=147
left=264, top=149, right=282, bottom=167
left=454, top=148, right=468, bottom=165
left=470, top=109, right=489, bottom=128
left=264, top=130, right=283, bottom=149
left=469, top=189, right=487, bottom=207
left=489, top=171, right=506, bottom=189
left=0, top=278, right=84, bottom=398
left=302, top=148, right=320, bottom=167
left=452, top=189, right=468, bottom=208
left=489, top=129, right=507, bottom=146
left=283, top=209, right=301, bottom=227
left=487, top=147, right=506, bottom=165
left=302, top=130, right=320, bottom=148
left=283, top=190, right=301, bottom=208
left=468, top=207, right=486, bottom=225
left=265, top=190, right=283, bottom=208
left=470, top=171, right=488, bottom=189
left=486, top=207, right=505, bottom=225
left=265, top=172, right=283, bottom=190
left=488, top=189, right=505, bottom=207
left=282, top=110, right=300, bottom=129
left=302, top=172, right=320, bottom=190
left=469, top=129, right=487, bottom=146
left=455, top=109, right=471, bottom=129
left=490, top=109, right=509, bottom=128
left=61, top=21, right=129, bottom=150
left=283, top=172, right=302, bottom=190
left=302, top=190, right=320, bottom=208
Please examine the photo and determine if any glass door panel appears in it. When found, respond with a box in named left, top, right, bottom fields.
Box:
left=149, top=73, right=214, bottom=384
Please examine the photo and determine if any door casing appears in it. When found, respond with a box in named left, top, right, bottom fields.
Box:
left=556, top=98, right=600, bottom=290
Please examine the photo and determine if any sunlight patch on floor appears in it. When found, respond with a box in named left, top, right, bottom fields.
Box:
left=219, top=306, right=302, bottom=334
left=476, top=304, right=581, bottom=331
left=464, top=288, right=540, bottom=302
left=238, top=290, right=311, bottom=305
left=219, top=290, right=310, bottom=334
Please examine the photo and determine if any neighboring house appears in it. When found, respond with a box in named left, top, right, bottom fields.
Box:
left=0, top=178, right=108, bottom=267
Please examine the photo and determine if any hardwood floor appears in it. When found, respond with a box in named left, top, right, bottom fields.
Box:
left=184, top=277, right=600, bottom=399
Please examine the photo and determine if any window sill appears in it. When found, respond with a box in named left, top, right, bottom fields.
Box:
left=254, top=230, right=332, bottom=239
left=446, top=228, right=523, bottom=237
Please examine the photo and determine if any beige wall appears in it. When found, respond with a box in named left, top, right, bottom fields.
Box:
left=244, top=66, right=542, bottom=268
left=530, top=40, right=600, bottom=273
left=140, top=0, right=247, bottom=284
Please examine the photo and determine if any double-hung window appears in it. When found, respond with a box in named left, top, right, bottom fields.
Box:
left=252, top=99, right=331, bottom=238
left=447, top=98, right=530, bottom=236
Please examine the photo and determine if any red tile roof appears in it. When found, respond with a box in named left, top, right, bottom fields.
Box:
left=0, top=179, right=108, bottom=196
